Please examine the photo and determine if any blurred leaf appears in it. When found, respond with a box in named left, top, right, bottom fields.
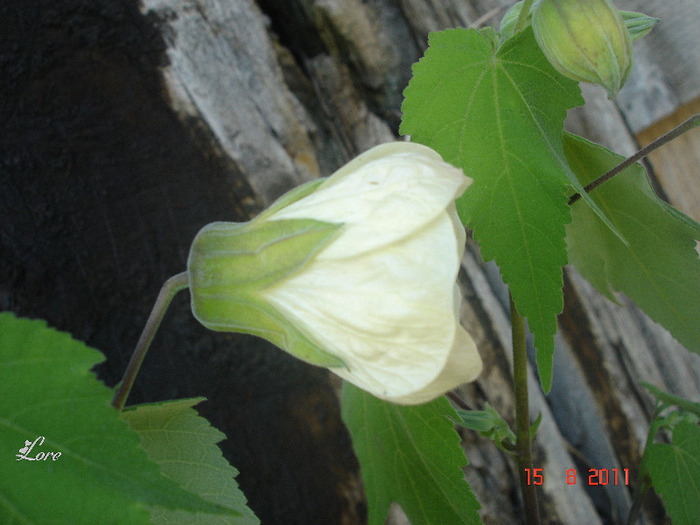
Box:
left=0, top=312, right=238, bottom=525
left=341, top=382, right=482, bottom=525
left=646, top=420, right=700, bottom=525
left=454, top=409, right=496, bottom=434
left=641, top=382, right=700, bottom=417
left=454, top=403, right=516, bottom=452
left=565, top=134, right=700, bottom=355
left=530, top=412, right=543, bottom=439
left=123, top=398, right=259, bottom=524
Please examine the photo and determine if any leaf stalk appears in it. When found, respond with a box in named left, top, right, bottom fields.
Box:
left=515, top=0, right=535, bottom=33
left=625, top=402, right=665, bottom=525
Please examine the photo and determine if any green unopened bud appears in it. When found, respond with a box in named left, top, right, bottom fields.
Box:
left=532, top=0, right=632, bottom=98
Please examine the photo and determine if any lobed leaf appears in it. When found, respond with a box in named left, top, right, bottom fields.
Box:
left=123, top=398, right=259, bottom=524
left=341, top=382, right=481, bottom=525
left=0, top=312, right=238, bottom=524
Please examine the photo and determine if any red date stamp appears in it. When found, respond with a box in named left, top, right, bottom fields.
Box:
left=524, top=468, right=629, bottom=486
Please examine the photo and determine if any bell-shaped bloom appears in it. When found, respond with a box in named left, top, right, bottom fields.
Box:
left=188, top=142, right=482, bottom=404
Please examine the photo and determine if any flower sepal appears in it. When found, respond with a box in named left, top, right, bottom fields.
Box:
left=188, top=217, right=346, bottom=367
left=619, top=10, right=659, bottom=42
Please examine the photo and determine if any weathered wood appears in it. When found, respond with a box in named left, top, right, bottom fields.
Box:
left=141, top=0, right=320, bottom=201
left=3, top=0, right=699, bottom=524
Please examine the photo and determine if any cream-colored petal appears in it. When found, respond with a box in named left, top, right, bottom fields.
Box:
left=387, top=323, right=482, bottom=405
left=268, top=143, right=470, bottom=258
left=262, top=210, right=475, bottom=402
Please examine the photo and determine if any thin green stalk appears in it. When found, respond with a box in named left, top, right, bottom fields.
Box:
left=514, top=0, right=535, bottom=33
left=569, top=114, right=699, bottom=205
left=447, top=391, right=475, bottom=411
left=625, top=403, right=666, bottom=525
left=111, top=272, right=189, bottom=410
left=626, top=476, right=651, bottom=525
left=510, top=293, right=541, bottom=525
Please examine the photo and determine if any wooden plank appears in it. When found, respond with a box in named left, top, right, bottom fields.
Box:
left=141, top=0, right=321, bottom=202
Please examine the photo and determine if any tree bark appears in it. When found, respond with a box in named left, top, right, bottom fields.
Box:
left=2, top=1, right=699, bottom=524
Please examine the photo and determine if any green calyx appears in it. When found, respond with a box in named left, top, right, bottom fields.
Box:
left=619, top=10, right=660, bottom=42
left=187, top=214, right=345, bottom=368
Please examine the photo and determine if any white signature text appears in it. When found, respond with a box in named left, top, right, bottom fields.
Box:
left=16, top=436, right=62, bottom=461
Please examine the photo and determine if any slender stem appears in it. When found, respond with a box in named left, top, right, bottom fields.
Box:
left=447, top=391, right=474, bottom=411
left=625, top=404, right=665, bottom=525
left=626, top=478, right=651, bottom=525
left=510, top=293, right=541, bottom=525
left=111, top=272, right=189, bottom=410
left=569, top=114, right=699, bottom=205
left=514, top=0, right=535, bottom=33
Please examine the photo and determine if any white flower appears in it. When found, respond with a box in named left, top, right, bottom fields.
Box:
left=188, top=142, right=482, bottom=404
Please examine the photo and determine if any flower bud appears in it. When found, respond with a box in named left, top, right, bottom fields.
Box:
left=532, top=0, right=632, bottom=98
left=187, top=142, right=483, bottom=404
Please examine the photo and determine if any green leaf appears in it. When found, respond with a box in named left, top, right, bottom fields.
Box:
left=341, top=382, right=482, bottom=525
left=454, top=409, right=496, bottom=433
left=641, top=382, right=700, bottom=417
left=646, top=420, right=700, bottom=525
left=400, top=26, right=588, bottom=391
left=123, top=398, right=259, bottom=524
left=0, top=312, right=238, bottom=525
left=565, top=134, right=700, bottom=355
